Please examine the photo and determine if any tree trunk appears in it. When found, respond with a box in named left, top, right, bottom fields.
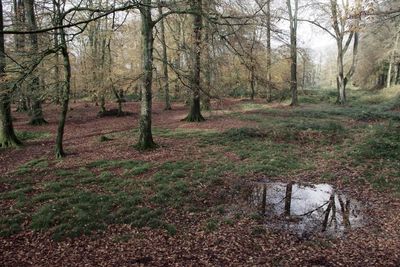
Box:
left=287, top=0, right=298, bottom=106
left=157, top=2, right=171, bottom=110
left=331, top=0, right=360, bottom=104
left=25, top=0, right=46, bottom=125
left=266, top=0, right=272, bottom=102
left=137, top=1, right=156, bottom=149
left=0, top=0, right=21, bottom=148
left=202, top=0, right=212, bottom=110
left=396, top=63, right=400, bottom=85
left=173, top=19, right=183, bottom=98
left=111, top=87, right=123, bottom=116
left=55, top=9, right=71, bottom=158
left=250, top=66, right=256, bottom=101
left=53, top=3, right=61, bottom=105
left=184, top=0, right=205, bottom=122
left=387, top=31, right=399, bottom=88
left=302, top=56, right=306, bottom=91
left=13, top=0, right=29, bottom=113
left=336, top=42, right=347, bottom=104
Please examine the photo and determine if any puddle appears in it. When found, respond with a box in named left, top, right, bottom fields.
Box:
left=250, top=182, right=363, bottom=237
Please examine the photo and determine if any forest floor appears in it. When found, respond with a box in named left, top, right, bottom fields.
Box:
left=1, top=89, right=400, bottom=266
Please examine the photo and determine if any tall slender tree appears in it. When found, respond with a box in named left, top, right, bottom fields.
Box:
left=137, top=0, right=156, bottom=149
left=287, top=0, right=298, bottom=106
left=13, top=0, right=29, bottom=112
left=24, top=0, right=47, bottom=125
left=157, top=1, right=172, bottom=110
left=54, top=0, right=71, bottom=158
left=184, top=0, right=205, bottom=122
left=202, top=0, right=214, bottom=110
left=265, top=0, right=272, bottom=102
left=387, top=26, right=400, bottom=88
left=0, top=0, right=21, bottom=148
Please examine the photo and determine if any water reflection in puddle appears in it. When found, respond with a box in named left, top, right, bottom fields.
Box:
left=250, top=182, right=363, bottom=236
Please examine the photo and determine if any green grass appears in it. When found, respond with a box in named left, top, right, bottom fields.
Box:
left=16, top=131, right=51, bottom=141
left=350, top=123, right=400, bottom=192
left=87, top=160, right=151, bottom=176
left=201, top=128, right=307, bottom=176
left=3, top=90, right=400, bottom=241
left=1, top=159, right=208, bottom=239
left=355, top=124, right=400, bottom=161
left=99, top=135, right=113, bottom=142
left=205, top=218, right=220, bottom=232
left=14, top=158, right=49, bottom=175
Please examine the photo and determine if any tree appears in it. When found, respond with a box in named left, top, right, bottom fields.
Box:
left=387, top=25, right=400, bottom=88
left=157, top=1, right=172, bottom=110
left=184, top=0, right=206, bottom=122
left=136, top=0, right=157, bottom=149
left=287, top=0, right=298, bottom=106
left=304, top=0, right=361, bottom=104
left=24, top=0, right=47, bottom=125
left=331, top=0, right=360, bottom=104
left=13, top=0, right=29, bottom=112
left=201, top=0, right=216, bottom=110
left=54, top=0, right=72, bottom=158
left=255, top=0, right=274, bottom=101
left=0, top=0, right=21, bottom=148
left=265, top=0, right=273, bottom=102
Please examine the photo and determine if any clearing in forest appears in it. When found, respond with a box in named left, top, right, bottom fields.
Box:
left=1, top=92, right=400, bottom=266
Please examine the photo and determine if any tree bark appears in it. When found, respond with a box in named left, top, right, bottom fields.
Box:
left=395, top=63, right=400, bottom=85
left=173, top=19, right=183, bottom=98
left=25, top=0, right=46, bottom=125
left=52, top=2, right=61, bottom=105
left=266, top=0, right=272, bottom=102
left=157, top=2, right=171, bottom=110
left=0, top=0, right=21, bottom=148
left=250, top=65, right=256, bottom=101
left=287, top=0, right=298, bottom=106
left=137, top=0, right=156, bottom=149
left=13, top=0, right=29, bottom=113
left=302, top=55, right=306, bottom=90
left=387, top=30, right=399, bottom=88
left=202, top=0, right=212, bottom=110
left=54, top=0, right=71, bottom=158
left=184, top=0, right=205, bottom=122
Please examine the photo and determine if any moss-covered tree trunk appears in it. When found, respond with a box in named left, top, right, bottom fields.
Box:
left=184, top=0, right=205, bottom=122
left=55, top=1, right=71, bottom=158
left=25, top=0, right=46, bottom=125
left=0, top=0, right=21, bottom=148
left=0, top=86, right=21, bottom=148
left=137, top=0, right=156, bottom=150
